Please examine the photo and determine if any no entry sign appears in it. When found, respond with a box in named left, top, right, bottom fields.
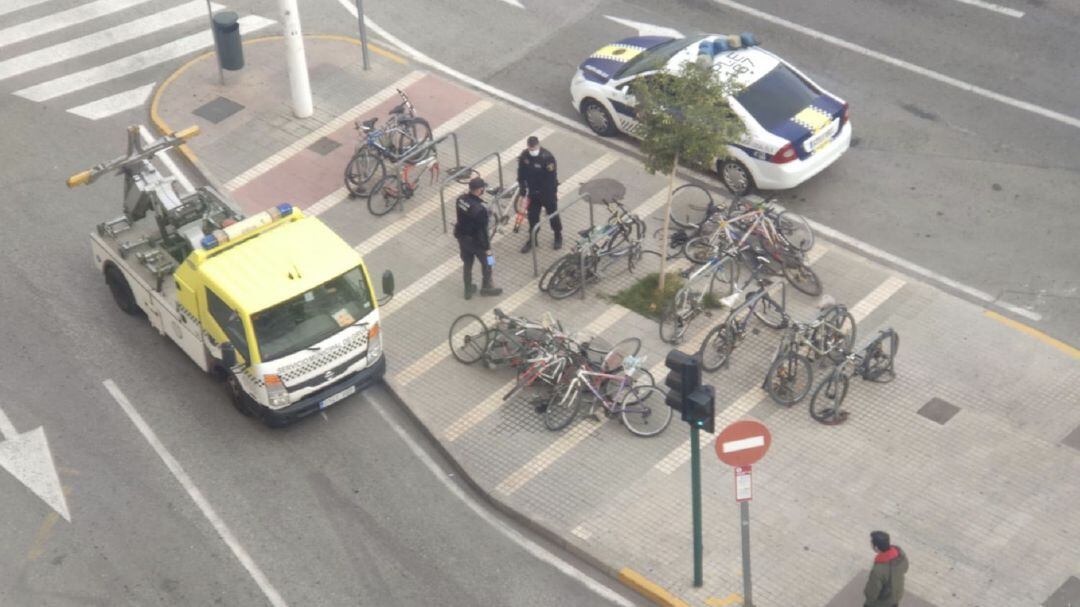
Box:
left=715, top=420, right=771, bottom=467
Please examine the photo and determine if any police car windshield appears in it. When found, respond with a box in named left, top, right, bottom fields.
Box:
left=734, top=63, right=819, bottom=130
left=615, top=36, right=705, bottom=79
left=252, top=266, right=374, bottom=361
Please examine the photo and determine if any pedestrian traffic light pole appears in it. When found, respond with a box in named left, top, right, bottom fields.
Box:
left=664, top=350, right=715, bottom=589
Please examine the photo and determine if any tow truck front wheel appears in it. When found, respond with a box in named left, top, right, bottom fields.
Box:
left=104, top=265, right=139, bottom=315
left=225, top=373, right=257, bottom=417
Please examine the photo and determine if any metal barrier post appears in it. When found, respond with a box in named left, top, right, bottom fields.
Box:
left=530, top=191, right=595, bottom=277
left=439, top=150, right=504, bottom=233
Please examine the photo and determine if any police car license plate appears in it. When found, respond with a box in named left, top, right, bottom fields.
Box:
left=320, top=385, right=356, bottom=410
left=804, top=119, right=839, bottom=154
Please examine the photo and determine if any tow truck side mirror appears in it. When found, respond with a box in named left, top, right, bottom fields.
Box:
left=220, top=342, right=237, bottom=368
left=379, top=270, right=395, bottom=305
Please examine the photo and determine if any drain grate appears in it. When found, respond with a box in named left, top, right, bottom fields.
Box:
left=1044, top=576, right=1080, bottom=607
left=307, top=136, right=341, bottom=156
left=917, top=397, right=960, bottom=425
left=1062, top=425, right=1080, bottom=452
left=192, top=96, right=245, bottom=124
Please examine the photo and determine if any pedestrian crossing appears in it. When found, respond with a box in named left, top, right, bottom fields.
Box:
left=0, top=0, right=274, bottom=120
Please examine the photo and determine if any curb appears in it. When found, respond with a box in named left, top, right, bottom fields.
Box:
left=148, top=33, right=687, bottom=607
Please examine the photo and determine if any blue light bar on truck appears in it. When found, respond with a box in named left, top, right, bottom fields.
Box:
left=201, top=202, right=297, bottom=250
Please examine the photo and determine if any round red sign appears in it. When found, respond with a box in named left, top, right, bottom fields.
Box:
left=715, top=420, right=771, bottom=467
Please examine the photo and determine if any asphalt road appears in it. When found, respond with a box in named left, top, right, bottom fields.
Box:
left=0, top=8, right=641, bottom=602
left=344, top=0, right=1080, bottom=343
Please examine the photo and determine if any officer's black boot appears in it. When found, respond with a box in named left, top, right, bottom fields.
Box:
left=553, top=232, right=563, bottom=250
left=464, top=283, right=477, bottom=300
left=480, top=284, right=503, bottom=297
left=519, top=238, right=534, bottom=254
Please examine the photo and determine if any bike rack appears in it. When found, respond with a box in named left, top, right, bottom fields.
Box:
left=438, top=149, right=505, bottom=233
left=530, top=191, right=602, bottom=303
left=380, top=131, right=462, bottom=213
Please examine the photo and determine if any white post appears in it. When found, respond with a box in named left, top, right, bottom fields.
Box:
left=277, top=0, right=313, bottom=118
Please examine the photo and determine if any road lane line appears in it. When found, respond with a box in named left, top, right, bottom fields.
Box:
left=0, top=0, right=54, bottom=19
left=307, top=98, right=497, bottom=219
left=68, top=82, right=154, bottom=120
left=102, top=380, right=288, bottom=607
left=14, top=15, right=274, bottom=102
left=339, top=2, right=1054, bottom=324
left=0, top=1, right=221, bottom=81
left=984, top=310, right=1080, bottom=359
left=0, top=0, right=151, bottom=49
left=950, top=0, right=1024, bottom=18
left=710, top=0, right=1074, bottom=129
left=367, top=395, right=635, bottom=606
left=226, top=71, right=425, bottom=192
left=381, top=154, right=619, bottom=315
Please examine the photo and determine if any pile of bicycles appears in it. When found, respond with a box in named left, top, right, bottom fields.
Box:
left=448, top=308, right=671, bottom=436
left=538, top=197, right=652, bottom=299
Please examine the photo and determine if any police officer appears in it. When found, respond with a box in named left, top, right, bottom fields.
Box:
left=517, top=135, right=561, bottom=253
left=454, top=177, right=503, bottom=300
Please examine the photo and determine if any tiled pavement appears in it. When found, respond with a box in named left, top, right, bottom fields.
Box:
left=154, top=37, right=1080, bottom=606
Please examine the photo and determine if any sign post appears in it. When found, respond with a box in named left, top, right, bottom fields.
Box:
left=691, top=425, right=703, bottom=586
left=716, top=421, right=771, bottom=607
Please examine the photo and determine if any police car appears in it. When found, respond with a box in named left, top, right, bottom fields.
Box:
left=569, top=33, right=851, bottom=195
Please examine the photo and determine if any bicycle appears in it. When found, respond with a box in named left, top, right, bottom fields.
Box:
left=543, top=199, right=648, bottom=299
left=809, top=328, right=899, bottom=425
left=544, top=348, right=671, bottom=437
left=365, top=148, right=441, bottom=216
left=697, top=277, right=788, bottom=371
left=761, top=303, right=856, bottom=406
left=482, top=183, right=526, bottom=241
left=657, top=249, right=743, bottom=345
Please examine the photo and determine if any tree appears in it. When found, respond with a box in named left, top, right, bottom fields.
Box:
left=631, top=53, right=747, bottom=294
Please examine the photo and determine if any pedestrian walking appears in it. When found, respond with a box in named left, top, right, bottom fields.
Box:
left=517, top=135, right=561, bottom=253
left=863, top=530, right=909, bottom=607
left=454, top=177, right=503, bottom=300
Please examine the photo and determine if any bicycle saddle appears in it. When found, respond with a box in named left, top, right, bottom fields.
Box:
left=361, top=117, right=378, bottom=130
left=389, top=103, right=406, bottom=115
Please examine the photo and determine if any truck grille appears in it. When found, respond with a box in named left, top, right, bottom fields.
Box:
left=278, top=330, right=369, bottom=383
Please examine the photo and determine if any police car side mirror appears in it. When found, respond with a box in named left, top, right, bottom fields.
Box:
left=379, top=270, right=395, bottom=305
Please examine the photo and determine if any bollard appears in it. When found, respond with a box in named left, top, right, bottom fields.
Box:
left=212, top=11, right=244, bottom=71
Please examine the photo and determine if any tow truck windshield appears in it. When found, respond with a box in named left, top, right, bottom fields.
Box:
left=252, top=266, right=373, bottom=361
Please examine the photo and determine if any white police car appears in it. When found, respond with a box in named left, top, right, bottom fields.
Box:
left=570, top=33, right=851, bottom=195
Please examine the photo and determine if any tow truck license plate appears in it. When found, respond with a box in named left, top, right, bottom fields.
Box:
left=320, top=385, right=357, bottom=410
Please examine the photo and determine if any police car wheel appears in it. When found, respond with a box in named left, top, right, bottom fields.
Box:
left=581, top=99, right=617, bottom=137
left=719, top=159, right=754, bottom=196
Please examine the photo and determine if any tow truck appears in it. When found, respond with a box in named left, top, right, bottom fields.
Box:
left=68, top=126, right=394, bottom=426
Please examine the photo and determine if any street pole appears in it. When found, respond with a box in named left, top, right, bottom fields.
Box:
left=354, top=0, right=371, bottom=70
left=277, top=0, right=313, bottom=118
left=205, top=0, right=223, bottom=85
left=690, top=425, right=703, bottom=587
left=740, top=501, right=753, bottom=606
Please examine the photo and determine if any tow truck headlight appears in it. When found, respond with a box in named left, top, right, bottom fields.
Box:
left=366, top=323, right=382, bottom=363
left=263, top=374, right=290, bottom=408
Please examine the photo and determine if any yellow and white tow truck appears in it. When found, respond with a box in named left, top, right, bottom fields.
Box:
left=68, top=126, right=394, bottom=425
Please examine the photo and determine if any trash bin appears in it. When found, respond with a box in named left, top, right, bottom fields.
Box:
left=212, top=11, right=244, bottom=71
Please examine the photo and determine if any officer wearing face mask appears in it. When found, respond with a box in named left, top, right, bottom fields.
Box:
left=517, top=135, right=561, bottom=253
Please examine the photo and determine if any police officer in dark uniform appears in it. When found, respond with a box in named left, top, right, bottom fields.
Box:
left=517, top=135, right=561, bottom=253
left=454, top=177, right=503, bottom=300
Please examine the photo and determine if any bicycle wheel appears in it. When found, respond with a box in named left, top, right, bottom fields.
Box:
left=752, top=293, right=787, bottom=329
left=863, top=330, right=899, bottom=383
left=708, top=257, right=740, bottom=299
left=344, top=147, right=385, bottom=197
left=764, top=353, right=813, bottom=406
left=483, top=329, right=521, bottom=369
left=783, top=261, right=823, bottom=296
left=683, top=235, right=718, bottom=264
left=367, top=175, right=403, bottom=216
left=448, top=314, right=488, bottom=364
left=669, top=184, right=714, bottom=230
left=600, top=337, right=642, bottom=371
left=539, top=254, right=572, bottom=292
left=699, top=323, right=734, bottom=372
left=620, top=385, right=672, bottom=437
left=810, top=373, right=849, bottom=424
left=547, top=256, right=585, bottom=299
left=400, top=117, right=433, bottom=159
left=544, top=381, right=581, bottom=431
left=658, top=290, right=692, bottom=344
left=653, top=225, right=688, bottom=260
left=776, top=210, right=814, bottom=252
left=817, top=305, right=857, bottom=363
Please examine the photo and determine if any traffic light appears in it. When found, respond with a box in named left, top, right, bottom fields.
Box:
left=684, top=385, right=716, bottom=434
left=664, top=349, right=701, bottom=413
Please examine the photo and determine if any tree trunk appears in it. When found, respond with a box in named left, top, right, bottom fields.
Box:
left=657, top=152, right=679, bottom=296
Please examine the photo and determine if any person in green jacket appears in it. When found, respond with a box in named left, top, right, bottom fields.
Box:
left=864, top=530, right=909, bottom=607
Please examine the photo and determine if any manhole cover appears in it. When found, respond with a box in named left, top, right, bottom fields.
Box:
left=579, top=178, right=625, bottom=205
left=307, top=136, right=341, bottom=156
left=917, top=397, right=960, bottom=425
left=192, top=96, right=245, bottom=124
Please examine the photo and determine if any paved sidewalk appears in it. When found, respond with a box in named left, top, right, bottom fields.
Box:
left=152, top=36, right=1080, bottom=606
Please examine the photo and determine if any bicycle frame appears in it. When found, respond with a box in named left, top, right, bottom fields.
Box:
left=570, top=364, right=634, bottom=414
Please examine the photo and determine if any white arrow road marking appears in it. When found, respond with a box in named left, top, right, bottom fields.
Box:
left=0, top=408, right=71, bottom=522
left=722, top=436, right=765, bottom=453
left=604, top=16, right=684, bottom=39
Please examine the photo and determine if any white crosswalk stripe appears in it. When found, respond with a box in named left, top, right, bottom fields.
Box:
left=2, top=2, right=274, bottom=120
left=0, top=1, right=223, bottom=81
left=0, top=0, right=152, bottom=49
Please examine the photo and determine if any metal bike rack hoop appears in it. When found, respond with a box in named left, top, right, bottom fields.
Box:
left=530, top=191, right=596, bottom=278
left=439, top=149, right=504, bottom=233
